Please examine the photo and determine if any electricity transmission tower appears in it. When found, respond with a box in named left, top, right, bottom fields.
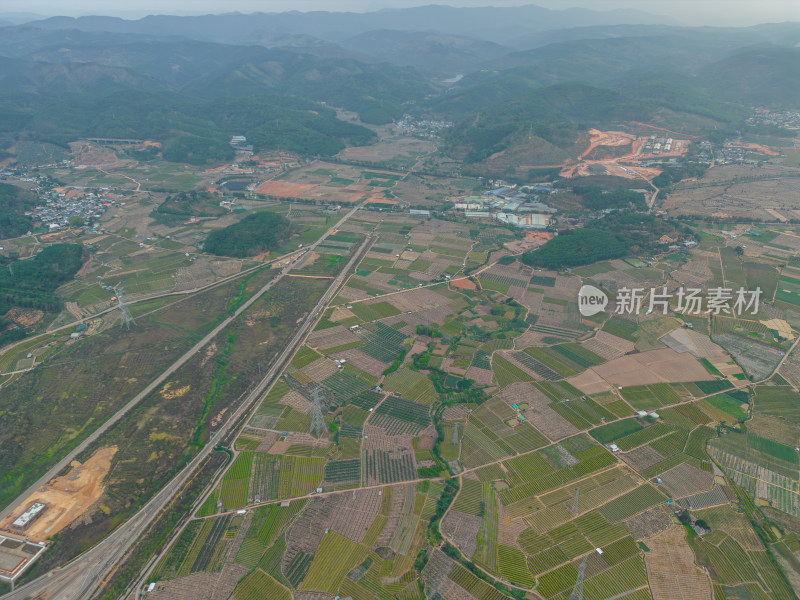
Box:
left=571, top=488, right=580, bottom=515
left=568, top=555, right=589, bottom=600
left=114, top=285, right=135, bottom=329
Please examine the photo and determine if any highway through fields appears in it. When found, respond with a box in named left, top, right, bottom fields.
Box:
left=3, top=204, right=367, bottom=599
left=0, top=247, right=310, bottom=374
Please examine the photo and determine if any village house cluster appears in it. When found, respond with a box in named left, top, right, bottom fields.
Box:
left=394, top=115, right=453, bottom=139
left=746, top=109, right=800, bottom=130
left=1, top=169, right=117, bottom=232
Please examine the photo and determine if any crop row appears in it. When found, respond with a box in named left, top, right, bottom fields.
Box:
left=286, top=551, right=314, bottom=588
left=498, top=545, right=534, bottom=587
left=233, top=568, right=291, bottom=600
left=224, top=452, right=255, bottom=481
left=512, top=351, right=561, bottom=380
left=523, top=348, right=577, bottom=378
left=582, top=555, right=648, bottom=600
left=615, top=423, right=679, bottom=451
left=299, top=531, right=369, bottom=593
left=551, top=343, right=605, bottom=368
left=451, top=478, right=484, bottom=516
left=598, top=484, right=665, bottom=522
left=474, top=484, right=499, bottom=571
left=324, top=458, right=362, bottom=483
left=364, top=449, right=416, bottom=484
left=278, top=456, right=325, bottom=499
left=375, top=395, right=430, bottom=427
left=479, top=272, right=529, bottom=288
left=349, top=301, right=401, bottom=321
left=322, top=371, right=370, bottom=402
left=359, top=322, right=407, bottom=362
left=649, top=430, right=688, bottom=456
left=620, top=383, right=681, bottom=410
left=191, top=514, right=232, bottom=573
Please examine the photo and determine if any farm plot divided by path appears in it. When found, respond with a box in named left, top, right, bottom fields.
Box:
left=141, top=212, right=800, bottom=600
left=213, top=451, right=325, bottom=509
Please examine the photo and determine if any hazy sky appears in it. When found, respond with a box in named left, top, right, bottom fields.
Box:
left=3, top=0, right=800, bottom=26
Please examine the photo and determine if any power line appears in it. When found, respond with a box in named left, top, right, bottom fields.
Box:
left=568, top=554, right=589, bottom=600
left=308, top=385, right=328, bottom=439
left=114, top=284, right=135, bottom=329
left=571, top=488, right=580, bottom=515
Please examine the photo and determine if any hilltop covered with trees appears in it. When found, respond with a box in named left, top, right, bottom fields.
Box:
left=156, top=191, right=227, bottom=218
left=203, top=212, right=293, bottom=258
left=0, top=183, right=37, bottom=239
left=0, top=244, right=85, bottom=345
left=523, top=212, right=690, bottom=269
left=571, top=185, right=648, bottom=211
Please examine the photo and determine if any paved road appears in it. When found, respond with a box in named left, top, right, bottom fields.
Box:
left=3, top=206, right=366, bottom=599
left=0, top=250, right=303, bottom=373
left=0, top=243, right=326, bottom=521
left=1, top=262, right=274, bottom=524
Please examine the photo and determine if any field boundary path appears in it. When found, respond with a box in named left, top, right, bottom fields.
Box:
left=0, top=247, right=312, bottom=371
left=2, top=205, right=368, bottom=600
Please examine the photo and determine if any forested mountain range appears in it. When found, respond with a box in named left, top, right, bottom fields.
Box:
left=0, top=6, right=798, bottom=162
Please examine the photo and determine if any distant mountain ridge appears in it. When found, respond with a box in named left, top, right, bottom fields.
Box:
left=1, top=8, right=798, bottom=170
left=25, top=4, right=674, bottom=45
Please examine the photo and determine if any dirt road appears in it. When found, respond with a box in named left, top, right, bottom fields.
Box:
left=2, top=206, right=367, bottom=598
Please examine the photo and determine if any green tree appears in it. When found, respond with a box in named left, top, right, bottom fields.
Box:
left=203, top=212, right=293, bottom=258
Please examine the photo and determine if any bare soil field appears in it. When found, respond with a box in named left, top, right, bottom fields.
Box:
left=148, top=571, right=227, bottom=600
left=465, top=365, right=493, bottom=386
left=623, top=506, right=673, bottom=540
left=339, top=136, right=434, bottom=162
left=280, top=390, right=313, bottom=414
left=578, top=129, right=637, bottom=160
left=501, top=382, right=578, bottom=441
left=329, top=348, right=388, bottom=378
left=778, top=343, right=800, bottom=389
left=328, top=488, right=382, bottom=543
left=267, top=432, right=328, bottom=455
left=660, top=328, right=726, bottom=360
left=3, top=307, right=44, bottom=329
left=664, top=164, right=800, bottom=219
left=442, top=406, right=471, bottom=421
left=441, top=510, right=482, bottom=558
left=307, top=326, right=361, bottom=350
left=645, top=525, right=712, bottom=600
left=713, top=333, right=782, bottom=380
left=581, top=330, right=635, bottom=360
left=769, top=232, right=800, bottom=250
left=302, top=358, right=340, bottom=383
left=588, top=348, right=709, bottom=387
left=0, top=446, right=117, bottom=542
left=513, top=329, right=551, bottom=350
left=567, top=369, right=614, bottom=395
left=622, top=445, right=667, bottom=473
left=383, top=287, right=453, bottom=313
left=659, top=462, right=714, bottom=498
left=69, top=141, right=130, bottom=169
left=672, top=258, right=713, bottom=288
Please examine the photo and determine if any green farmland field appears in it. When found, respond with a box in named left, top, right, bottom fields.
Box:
left=300, top=531, right=368, bottom=593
